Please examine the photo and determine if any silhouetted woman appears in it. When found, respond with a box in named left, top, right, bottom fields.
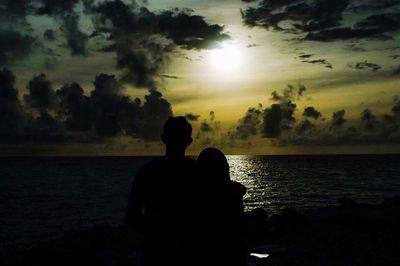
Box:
left=197, top=147, right=247, bottom=266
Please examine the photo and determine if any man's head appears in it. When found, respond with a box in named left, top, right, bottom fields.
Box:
left=161, top=116, right=192, bottom=155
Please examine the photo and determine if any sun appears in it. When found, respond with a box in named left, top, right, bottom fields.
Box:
left=210, top=43, right=243, bottom=72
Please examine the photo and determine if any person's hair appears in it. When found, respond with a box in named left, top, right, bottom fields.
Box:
left=162, top=116, right=192, bottom=145
left=198, top=147, right=230, bottom=183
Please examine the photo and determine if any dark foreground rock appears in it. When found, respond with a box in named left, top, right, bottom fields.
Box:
left=2, top=196, right=400, bottom=266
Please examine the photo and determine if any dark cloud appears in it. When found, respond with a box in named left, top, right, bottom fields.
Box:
left=298, top=54, right=313, bottom=59
left=1, top=69, right=174, bottom=143
left=296, top=119, right=315, bottom=134
left=185, top=113, right=200, bottom=121
left=229, top=106, right=262, bottom=139
left=298, top=84, right=307, bottom=96
left=24, top=73, right=58, bottom=109
left=89, top=1, right=229, bottom=88
left=200, top=122, right=213, bottom=132
left=242, top=0, right=400, bottom=42
left=24, top=110, right=65, bottom=142
left=161, top=74, right=181, bottom=79
left=262, top=101, right=297, bottom=138
left=116, top=38, right=174, bottom=88
left=197, top=111, right=221, bottom=145
left=233, top=87, right=400, bottom=146
left=61, top=13, right=88, bottom=56
left=347, top=61, right=381, bottom=72
left=0, top=31, right=34, bottom=65
left=0, top=0, right=229, bottom=80
left=158, top=10, right=230, bottom=50
left=57, top=83, right=92, bottom=131
left=90, top=73, right=133, bottom=137
left=0, top=0, right=31, bottom=17
left=303, top=106, right=322, bottom=119
left=393, top=96, right=400, bottom=116
left=43, top=29, right=56, bottom=41
left=209, top=111, right=216, bottom=122
left=356, top=13, right=400, bottom=33
left=246, top=43, right=260, bottom=48
left=35, top=0, right=80, bottom=15
left=361, top=109, right=376, bottom=130
left=242, top=0, right=349, bottom=33
left=243, top=85, right=306, bottom=138
left=304, top=27, right=390, bottom=42
left=0, top=68, right=31, bottom=139
left=301, top=58, right=333, bottom=68
left=331, top=110, right=346, bottom=127
left=345, top=43, right=367, bottom=52
left=271, top=84, right=307, bottom=102
left=392, top=65, right=400, bottom=76
left=139, top=90, right=173, bottom=140
left=262, top=104, right=283, bottom=138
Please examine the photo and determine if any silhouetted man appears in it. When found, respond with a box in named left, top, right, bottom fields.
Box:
left=125, top=117, right=198, bottom=266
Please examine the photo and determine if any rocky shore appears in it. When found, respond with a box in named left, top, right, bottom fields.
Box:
left=2, top=196, right=400, bottom=266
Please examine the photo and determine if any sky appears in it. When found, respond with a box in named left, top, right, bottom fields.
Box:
left=0, top=0, right=399, bottom=155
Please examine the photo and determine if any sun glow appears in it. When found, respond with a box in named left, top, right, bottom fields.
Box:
left=210, top=43, right=243, bottom=72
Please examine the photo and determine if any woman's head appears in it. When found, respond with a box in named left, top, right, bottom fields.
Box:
left=198, top=147, right=230, bottom=183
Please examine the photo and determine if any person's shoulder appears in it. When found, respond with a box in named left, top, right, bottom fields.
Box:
left=230, top=181, right=247, bottom=197
left=183, top=156, right=197, bottom=164
left=136, top=157, right=165, bottom=175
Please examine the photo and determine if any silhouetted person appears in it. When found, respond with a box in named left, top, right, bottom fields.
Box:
left=197, top=147, right=248, bottom=266
left=125, top=117, right=198, bottom=266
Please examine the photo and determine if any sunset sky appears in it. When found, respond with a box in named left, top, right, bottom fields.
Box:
left=1, top=0, right=400, bottom=155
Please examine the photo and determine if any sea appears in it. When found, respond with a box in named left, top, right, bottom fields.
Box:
left=1, top=155, right=399, bottom=251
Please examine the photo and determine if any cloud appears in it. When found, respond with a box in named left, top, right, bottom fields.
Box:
left=161, top=74, right=181, bottom=79
left=0, top=68, right=31, bottom=140
left=298, top=54, right=313, bottom=59
left=57, top=83, right=92, bottom=131
left=331, top=109, right=346, bottom=127
left=0, top=31, right=35, bottom=65
left=232, top=86, right=400, bottom=146
left=241, top=0, right=400, bottom=42
left=304, top=27, right=390, bottom=42
left=229, top=105, right=262, bottom=139
left=360, top=109, right=376, bottom=130
left=200, top=122, right=213, bottom=132
left=242, top=0, right=349, bottom=33
left=295, top=119, right=315, bottom=135
left=347, top=61, right=381, bottom=72
left=270, top=84, right=306, bottom=102
left=88, top=1, right=229, bottom=88
left=116, top=38, right=174, bottom=88
left=61, top=13, right=89, bottom=56
left=0, top=0, right=229, bottom=85
left=139, top=90, right=173, bottom=140
left=0, top=68, right=174, bottom=143
left=185, top=113, right=200, bottom=121
left=157, top=9, right=230, bottom=50
left=24, top=73, right=58, bottom=109
left=24, top=110, right=65, bottom=142
left=246, top=43, right=260, bottom=48
left=303, top=106, right=322, bottom=119
left=35, top=0, right=80, bottom=15
left=43, top=29, right=56, bottom=41
left=392, top=65, right=400, bottom=76
left=301, top=58, right=333, bottom=68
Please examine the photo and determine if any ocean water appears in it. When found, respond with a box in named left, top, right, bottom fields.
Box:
left=1, top=155, right=399, bottom=249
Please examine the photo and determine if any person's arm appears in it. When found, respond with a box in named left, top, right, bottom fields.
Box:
left=124, top=168, right=146, bottom=230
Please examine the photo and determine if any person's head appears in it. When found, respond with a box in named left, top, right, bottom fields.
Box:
left=198, top=147, right=230, bottom=183
left=161, top=116, right=192, bottom=156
